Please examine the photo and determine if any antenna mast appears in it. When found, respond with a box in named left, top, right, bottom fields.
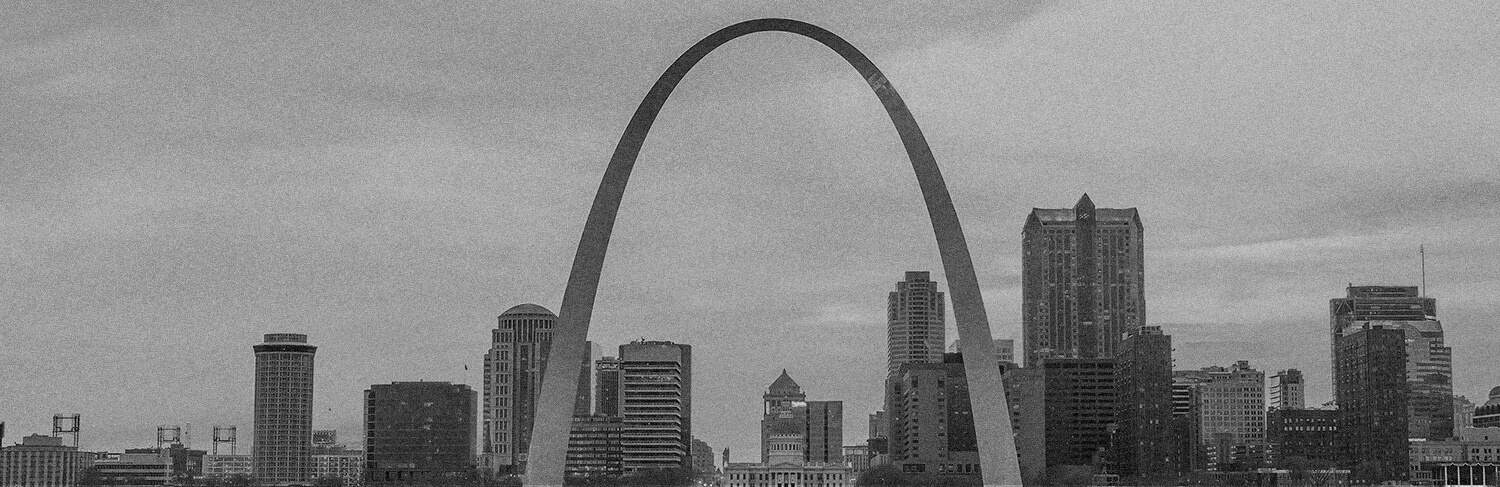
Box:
left=1421, top=244, right=1427, bottom=297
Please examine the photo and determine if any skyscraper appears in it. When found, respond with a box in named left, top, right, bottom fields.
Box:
left=253, top=333, right=316, bottom=485
left=1330, top=286, right=1453, bottom=440
left=1269, top=369, right=1305, bottom=411
left=887, top=271, right=945, bottom=377
left=481, top=304, right=592, bottom=475
left=758, top=370, right=844, bottom=465
left=762, top=371, right=807, bottom=463
left=886, top=355, right=981, bottom=478
left=619, top=340, right=692, bottom=471
left=1334, top=322, right=1409, bottom=482
left=566, top=414, right=624, bottom=480
left=805, top=401, right=844, bottom=465
left=1193, top=361, right=1267, bottom=450
left=1329, top=286, right=1436, bottom=399
left=1021, top=194, right=1144, bottom=366
left=365, top=382, right=478, bottom=485
left=1040, top=358, right=1117, bottom=472
left=596, top=356, right=623, bottom=417
left=1114, top=326, right=1176, bottom=478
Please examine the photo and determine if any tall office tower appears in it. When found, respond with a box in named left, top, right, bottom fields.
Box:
left=1334, top=322, right=1409, bottom=482
left=1456, top=396, right=1477, bottom=430
left=948, top=338, right=1017, bottom=367
left=1331, top=286, right=1452, bottom=440
left=1002, top=366, right=1045, bottom=482
left=481, top=304, right=592, bottom=475
left=805, top=401, right=844, bottom=464
left=886, top=354, right=981, bottom=478
left=886, top=271, right=945, bottom=377
left=619, top=340, right=692, bottom=471
left=364, top=382, right=478, bottom=485
left=1171, top=371, right=1211, bottom=472
left=1192, top=361, right=1266, bottom=452
left=253, top=333, right=316, bottom=485
left=1114, top=326, right=1175, bottom=478
left=1269, top=369, right=1305, bottom=411
left=1021, top=194, right=1144, bottom=366
left=1266, top=408, right=1338, bottom=468
left=758, top=370, right=845, bottom=465
left=1040, top=358, right=1118, bottom=473
left=565, top=414, right=623, bottom=480
left=577, top=342, right=602, bottom=417
left=867, top=412, right=887, bottom=443
left=596, top=356, right=623, bottom=417
left=1401, top=320, right=1454, bottom=440
left=866, top=411, right=889, bottom=466
left=1329, top=285, right=1436, bottom=399
left=761, top=370, right=807, bottom=463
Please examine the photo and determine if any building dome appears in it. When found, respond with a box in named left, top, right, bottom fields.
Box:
left=1489, top=386, right=1500, bottom=400
left=500, top=303, right=555, bottom=317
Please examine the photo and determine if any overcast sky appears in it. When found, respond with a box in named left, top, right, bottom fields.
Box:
left=4, top=1, right=1499, bottom=464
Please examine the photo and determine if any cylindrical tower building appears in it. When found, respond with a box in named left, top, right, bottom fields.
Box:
left=253, top=333, right=316, bottom=485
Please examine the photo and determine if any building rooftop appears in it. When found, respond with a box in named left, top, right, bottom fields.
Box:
left=500, top=303, right=554, bottom=317
left=1026, top=194, right=1140, bottom=226
left=768, top=369, right=801, bottom=393
left=1029, top=208, right=1140, bottom=224
left=262, top=333, right=308, bottom=344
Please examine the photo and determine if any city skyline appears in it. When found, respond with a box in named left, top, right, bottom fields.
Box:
left=6, top=2, right=1500, bottom=474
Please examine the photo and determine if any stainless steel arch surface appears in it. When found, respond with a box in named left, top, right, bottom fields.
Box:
left=524, top=18, right=1022, bottom=487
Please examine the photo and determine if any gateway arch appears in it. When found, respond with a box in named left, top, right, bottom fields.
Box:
left=524, top=18, right=1022, bottom=486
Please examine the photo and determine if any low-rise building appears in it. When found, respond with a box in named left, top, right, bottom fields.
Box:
left=723, top=433, right=851, bottom=487
left=94, top=450, right=173, bottom=486
left=0, top=434, right=94, bottom=487
left=1267, top=408, right=1339, bottom=466
left=1475, top=388, right=1500, bottom=429
left=313, top=449, right=363, bottom=487
left=204, top=454, right=252, bottom=478
left=1407, top=428, right=1500, bottom=483
left=365, top=381, right=478, bottom=485
left=841, top=445, right=869, bottom=475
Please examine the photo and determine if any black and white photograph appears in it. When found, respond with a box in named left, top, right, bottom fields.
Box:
left=3, top=2, right=1499, bottom=486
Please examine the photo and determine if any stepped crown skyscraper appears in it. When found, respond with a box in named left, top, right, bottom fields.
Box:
left=1330, top=285, right=1453, bottom=440
left=1021, top=194, right=1144, bottom=366
left=253, top=333, right=316, bottom=485
left=887, top=271, right=946, bottom=377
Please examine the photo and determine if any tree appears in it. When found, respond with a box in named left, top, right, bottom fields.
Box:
left=1352, top=459, right=1386, bottom=485
left=617, top=468, right=695, bottom=487
left=219, top=474, right=256, bottom=487
left=313, top=475, right=346, bottom=487
left=1044, top=465, right=1096, bottom=487
left=856, top=465, right=911, bottom=487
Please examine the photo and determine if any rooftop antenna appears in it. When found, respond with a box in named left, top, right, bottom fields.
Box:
left=52, top=414, right=80, bottom=448
left=157, top=425, right=181, bottom=449
left=211, top=425, right=237, bottom=455
left=1421, top=244, right=1427, bottom=297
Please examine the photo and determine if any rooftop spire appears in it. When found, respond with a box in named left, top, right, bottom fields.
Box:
left=1074, top=193, right=1095, bottom=212
left=769, top=369, right=801, bottom=393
